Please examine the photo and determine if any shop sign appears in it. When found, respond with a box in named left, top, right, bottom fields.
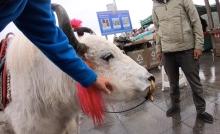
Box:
left=97, top=11, right=132, bottom=35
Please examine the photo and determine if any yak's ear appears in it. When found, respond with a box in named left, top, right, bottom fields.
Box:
left=82, top=53, right=94, bottom=69
left=51, top=3, right=88, bottom=57
left=85, top=60, right=95, bottom=69
left=74, top=27, right=96, bottom=36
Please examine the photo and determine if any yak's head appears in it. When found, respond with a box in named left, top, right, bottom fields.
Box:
left=52, top=4, right=155, bottom=102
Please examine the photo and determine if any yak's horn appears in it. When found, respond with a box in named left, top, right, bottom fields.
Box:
left=51, top=3, right=88, bottom=56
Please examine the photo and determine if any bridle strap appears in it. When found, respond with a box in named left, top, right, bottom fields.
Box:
left=104, top=96, right=150, bottom=113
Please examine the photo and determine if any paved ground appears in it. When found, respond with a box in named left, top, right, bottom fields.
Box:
left=0, top=52, right=219, bottom=134
left=79, top=52, right=220, bottom=134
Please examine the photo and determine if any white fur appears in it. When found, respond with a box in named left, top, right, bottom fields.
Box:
left=4, top=32, right=152, bottom=134
left=79, top=35, right=152, bottom=101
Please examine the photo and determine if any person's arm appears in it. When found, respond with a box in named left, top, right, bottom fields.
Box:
left=12, top=0, right=98, bottom=87
left=183, top=0, right=204, bottom=51
left=0, top=0, right=28, bottom=31
left=152, top=9, right=162, bottom=59
left=0, top=1, right=112, bottom=94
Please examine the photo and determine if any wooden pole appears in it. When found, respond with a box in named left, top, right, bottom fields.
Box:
left=105, top=35, right=108, bottom=40
left=215, top=0, right=220, bottom=24
left=204, top=0, right=216, bottom=55
left=204, top=0, right=214, bottom=29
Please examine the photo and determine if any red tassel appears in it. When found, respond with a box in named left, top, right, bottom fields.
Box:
left=70, top=19, right=82, bottom=29
left=76, top=83, right=105, bottom=126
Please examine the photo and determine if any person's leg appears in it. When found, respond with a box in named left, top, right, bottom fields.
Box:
left=178, top=49, right=213, bottom=123
left=163, top=53, right=180, bottom=116
left=178, top=50, right=205, bottom=113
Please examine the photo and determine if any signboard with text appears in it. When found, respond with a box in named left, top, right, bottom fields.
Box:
left=97, top=10, right=132, bottom=35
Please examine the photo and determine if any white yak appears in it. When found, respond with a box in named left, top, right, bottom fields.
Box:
left=2, top=4, right=155, bottom=134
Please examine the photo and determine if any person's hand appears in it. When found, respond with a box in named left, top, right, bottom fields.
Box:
left=157, top=51, right=162, bottom=62
left=89, top=76, right=113, bottom=94
left=194, top=49, right=202, bottom=60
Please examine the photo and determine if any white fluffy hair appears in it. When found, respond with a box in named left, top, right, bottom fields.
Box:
left=3, top=31, right=152, bottom=134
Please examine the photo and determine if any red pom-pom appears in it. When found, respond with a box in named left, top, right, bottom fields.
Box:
left=76, top=83, right=105, bottom=126
left=70, top=19, right=82, bottom=29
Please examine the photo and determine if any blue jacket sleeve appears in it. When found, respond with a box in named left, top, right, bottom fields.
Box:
left=0, top=0, right=28, bottom=31
left=0, top=0, right=97, bottom=87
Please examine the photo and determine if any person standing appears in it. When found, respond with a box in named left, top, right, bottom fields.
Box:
left=152, top=0, right=213, bottom=123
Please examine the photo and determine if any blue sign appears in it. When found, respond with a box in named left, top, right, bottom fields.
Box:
left=97, top=10, right=132, bottom=35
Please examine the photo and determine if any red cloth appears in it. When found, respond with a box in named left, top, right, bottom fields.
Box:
left=70, top=18, right=82, bottom=29
left=0, top=33, right=13, bottom=109
left=76, top=83, right=105, bottom=126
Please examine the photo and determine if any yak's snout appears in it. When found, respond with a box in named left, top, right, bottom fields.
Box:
left=148, top=76, right=155, bottom=82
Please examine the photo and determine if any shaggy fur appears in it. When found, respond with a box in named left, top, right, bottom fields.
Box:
left=4, top=31, right=152, bottom=134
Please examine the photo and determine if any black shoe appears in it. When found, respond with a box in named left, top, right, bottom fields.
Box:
left=166, top=106, right=180, bottom=117
left=197, top=112, right=214, bottom=124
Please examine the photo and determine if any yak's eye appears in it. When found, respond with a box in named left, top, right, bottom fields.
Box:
left=101, top=52, right=114, bottom=62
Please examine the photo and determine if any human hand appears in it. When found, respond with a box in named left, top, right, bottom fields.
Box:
left=194, top=49, right=202, bottom=60
left=89, top=76, right=113, bottom=94
left=157, top=51, right=162, bottom=62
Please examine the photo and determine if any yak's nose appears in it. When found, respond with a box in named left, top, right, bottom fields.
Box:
left=148, top=75, right=155, bottom=82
